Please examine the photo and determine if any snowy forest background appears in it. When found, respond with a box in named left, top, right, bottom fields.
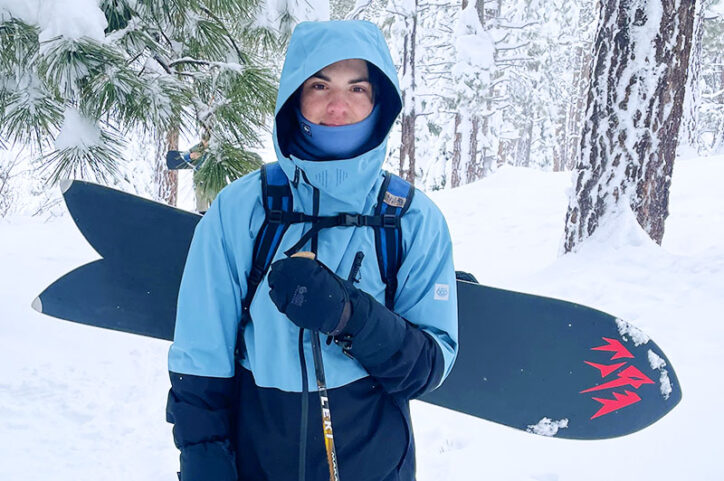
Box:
left=2, top=2, right=723, bottom=479
left=1, top=0, right=723, bottom=245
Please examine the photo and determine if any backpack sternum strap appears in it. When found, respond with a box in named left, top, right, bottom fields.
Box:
left=283, top=211, right=403, bottom=257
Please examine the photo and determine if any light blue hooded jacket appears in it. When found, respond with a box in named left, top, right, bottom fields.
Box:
left=169, top=21, right=457, bottom=390
left=167, top=20, right=458, bottom=481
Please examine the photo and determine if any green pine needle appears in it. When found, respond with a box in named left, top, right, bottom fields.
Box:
left=1, top=88, right=64, bottom=149
left=193, top=143, right=263, bottom=202
left=39, top=128, right=126, bottom=185
left=1, top=0, right=285, bottom=197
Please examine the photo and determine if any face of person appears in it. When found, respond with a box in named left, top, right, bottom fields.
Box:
left=299, top=59, right=374, bottom=126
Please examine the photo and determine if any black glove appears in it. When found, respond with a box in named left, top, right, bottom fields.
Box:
left=268, top=257, right=361, bottom=336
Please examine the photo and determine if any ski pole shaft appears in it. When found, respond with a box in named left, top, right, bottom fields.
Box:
left=292, top=252, right=341, bottom=481
left=311, top=334, right=341, bottom=481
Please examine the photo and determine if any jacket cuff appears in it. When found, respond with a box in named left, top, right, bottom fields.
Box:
left=335, top=287, right=407, bottom=366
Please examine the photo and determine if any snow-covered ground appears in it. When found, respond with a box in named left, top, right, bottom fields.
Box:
left=1, top=155, right=722, bottom=480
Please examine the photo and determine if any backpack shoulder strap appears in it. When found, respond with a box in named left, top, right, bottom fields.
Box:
left=373, top=172, right=415, bottom=309
left=235, top=162, right=294, bottom=361
left=248, top=162, right=294, bottom=292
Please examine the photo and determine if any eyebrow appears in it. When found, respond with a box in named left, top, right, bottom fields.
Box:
left=309, top=72, right=370, bottom=84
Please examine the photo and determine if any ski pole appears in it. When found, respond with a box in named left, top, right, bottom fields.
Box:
left=292, top=252, right=341, bottom=481
left=311, top=327, right=341, bottom=481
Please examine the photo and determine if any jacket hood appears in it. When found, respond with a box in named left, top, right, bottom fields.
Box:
left=272, top=20, right=402, bottom=210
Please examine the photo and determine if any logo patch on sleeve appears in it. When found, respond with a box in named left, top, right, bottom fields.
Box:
left=434, top=283, right=450, bottom=301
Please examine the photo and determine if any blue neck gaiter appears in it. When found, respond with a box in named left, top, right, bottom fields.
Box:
left=287, top=104, right=381, bottom=161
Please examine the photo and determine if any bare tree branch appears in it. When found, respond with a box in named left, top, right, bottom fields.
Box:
left=346, top=0, right=373, bottom=20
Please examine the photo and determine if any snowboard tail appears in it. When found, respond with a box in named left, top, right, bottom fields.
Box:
left=418, top=281, right=680, bottom=439
left=36, top=259, right=177, bottom=340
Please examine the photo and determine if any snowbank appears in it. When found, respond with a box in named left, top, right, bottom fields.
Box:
left=1, top=156, right=722, bottom=480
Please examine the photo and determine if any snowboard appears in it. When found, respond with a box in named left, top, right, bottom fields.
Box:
left=34, top=180, right=682, bottom=439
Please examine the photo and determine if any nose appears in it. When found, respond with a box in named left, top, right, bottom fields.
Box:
left=326, top=92, right=348, bottom=120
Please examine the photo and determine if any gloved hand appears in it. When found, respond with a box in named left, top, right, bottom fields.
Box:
left=268, top=256, right=360, bottom=336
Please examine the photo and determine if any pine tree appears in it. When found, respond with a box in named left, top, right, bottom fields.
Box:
left=0, top=0, right=283, bottom=205
left=696, top=0, right=724, bottom=154
left=450, top=0, right=496, bottom=188
left=491, top=0, right=597, bottom=173
left=386, top=0, right=419, bottom=184
left=678, top=0, right=707, bottom=153
left=391, top=0, right=459, bottom=190
left=562, top=0, right=698, bottom=252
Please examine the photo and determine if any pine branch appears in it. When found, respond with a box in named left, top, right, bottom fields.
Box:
left=38, top=38, right=126, bottom=99
left=1, top=0, right=284, bottom=198
left=193, top=143, right=263, bottom=202
left=153, top=54, right=174, bottom=74
left=39, top=127, right=126, bottom=186
left=199, top=6, right=247, bottom=64
left=1, top=88, right=63, bottom=149
left=168, top=58, right=213, bottom=68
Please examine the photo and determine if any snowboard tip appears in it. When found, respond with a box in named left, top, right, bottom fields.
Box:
left=59, top=179, right=73, bottom=194
left=31, top=296, right=43, bottom=313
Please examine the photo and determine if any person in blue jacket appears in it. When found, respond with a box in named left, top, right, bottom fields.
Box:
left=167, top=20, right=458, bottom=481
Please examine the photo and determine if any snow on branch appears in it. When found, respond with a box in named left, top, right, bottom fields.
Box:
left=346, top=0, right=373, bottom=19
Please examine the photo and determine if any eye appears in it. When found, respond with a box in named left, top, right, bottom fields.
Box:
left=309, top=83, right=326, bottom=90
left=352, top=86, right=367, bottom=93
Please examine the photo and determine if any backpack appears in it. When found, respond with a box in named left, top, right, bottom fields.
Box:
left=234, top=162, right=414, bottom=362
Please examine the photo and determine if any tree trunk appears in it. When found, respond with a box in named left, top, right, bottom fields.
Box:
left=157, top=128, right=179, bottom=206
left=553, top=105, right=566, bottom=172
left=466, top=115, right=481, bottom=183
left=716, top=64, right=724, bottom=153
left=678, top=0, right=704, bottom=152
left=562, top=0, right=697, bottom=253
left=451, top=113, right=463, bottom=188
left=399, top=2, right=417, bottom=185
left=457, top=0, right=487, bottom=185
left=515, top=113, right=533, bottom=168
left=480, top=104, right=495, bottom=177
left=566, top=45, right=592, bottom=171
left=709, top=49, right=724, bottom=154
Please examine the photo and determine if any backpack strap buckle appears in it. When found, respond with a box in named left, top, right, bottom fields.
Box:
left=339, top=213, right=367, bottom=227
left=382, top=214, right=399, bottom=229
left=268, top=210, right=284, bottom=224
